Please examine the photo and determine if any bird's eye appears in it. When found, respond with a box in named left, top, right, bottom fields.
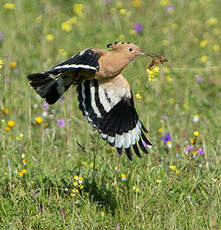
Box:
left=129, top=48, right=133, bottom=52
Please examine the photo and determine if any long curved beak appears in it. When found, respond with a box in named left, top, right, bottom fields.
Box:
left=137, top=50, right=160, bottom=58
left=144, top=51, right=159, bottom=58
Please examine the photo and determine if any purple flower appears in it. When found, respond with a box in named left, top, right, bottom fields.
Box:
left=133, top=23, right=143, bottom=34
left=57, top=120, right=65, bottom=128
left=165, top=4, right=174, bottom=13
left=162, top=133, right=172, bottom=144
left=185, top=145, right=193, bottom=153
left=41, top=102, right=49, bottom=111
left=162, top=115, right=168, bottom=120
left=197, top=148, right=204, bottom=155
left=194, top=75, right=203, bottom=83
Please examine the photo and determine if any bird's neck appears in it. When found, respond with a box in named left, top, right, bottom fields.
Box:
left=97, top=52, right=130, bottom=79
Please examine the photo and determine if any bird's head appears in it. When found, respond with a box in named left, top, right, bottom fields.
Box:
left=107, top=41, right=145, bottom=61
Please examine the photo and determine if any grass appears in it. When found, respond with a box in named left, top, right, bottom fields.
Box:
left=0, top=0, right=221, bottom=229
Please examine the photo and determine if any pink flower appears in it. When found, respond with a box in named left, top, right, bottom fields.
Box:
left=41, top=102, right=49, bottom=111
left=197, top=148, right=204, bottom=155
left=57, top=120, right=65, bottom=128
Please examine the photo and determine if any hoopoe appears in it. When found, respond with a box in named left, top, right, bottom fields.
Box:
left=27, top=42, right=167, bottom=160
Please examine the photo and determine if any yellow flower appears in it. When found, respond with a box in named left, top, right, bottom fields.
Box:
left=156, top=179, right=162, bottom=183
left=168, top=98, right=175, bottom=104
left=163, top=67, right=170, bottom=74
left=44, top=122, right=48, bottom=128
left=158, top=128, right=163, bottom=133
left=169, top=165, right=176, bottom=171
left=193, top=131, right=199, bottom=137
left=200, top=56, right=208, bottom=63
left=21, top=169, right=27, bottom=174
left=193, top=114, right=199, bottom=123
left=73, top=181, right=78, bottom=187
left=1, top=108, right=8, bottom=115
left=200, top=40, right=208, bottom=47
left=18, top=169, right=27, bottom=177
left=162, top=40, right=169, bottom=46
left=90, top=162, right=94, bottom=168
left=100, top=211, right=105, bottom=217
left=35, top=16, right=42, bottom=23
left=10, top=61, right=17, bottom=69
left=213, top=45, right=219, bottom=52
left=79, top=185, right=84, bottom=190
left=160, top=0, right=170, bottom=6
left=7, top=120, right=15, bottom=128
left=121, top=173, right=126, bottom=181
left=73, top=175, right=78, bottom=180
left=58, top=49, right=68, bottom=57
left=147, top=67, right=159, bottom=82
left=78, top=177, right=83, bottom=184
left=171, top=23, right=178, bottom=30
left=206, top=17, right=218, bottom=26
left=4, top=3, right=16, bottom=10
left=23, top=159, right=27, bottom=165
left=35, top=116, right=43, bottom=124
left=118, top=34, right=125, bottom=40
left=191, top=138, right=196, bottom=144
left=18, top=172, right=23, bottom=177
left=73, top=3, right=84, bottom=18
left=166, top=141, right=172, bottom=148
left=81, top=161, right=88, bottom=166
left=61, top=21, right=72, bottom=32
left=135, top=93, right=142, bottom=99
left=119, top=8, right=127, bottom=15
left=5, top=127, right=11, bottom=132
left=46, top=34, right=54, bottom=42
left=166, top=76, right=173, bottom=82
left=132, top=186, right=140, bottom=192
left=114, top=165, right=119, bottom=171
left=193, top=151, right=198, bottom=155
left=133, top=0, right=141, bottom=8
left=0, top=59, right=4, bottom=69
left=72, top=188, right=79, bottom=194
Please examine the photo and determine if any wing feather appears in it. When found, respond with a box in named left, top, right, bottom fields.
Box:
left=76, top=78, right=152, bottom=160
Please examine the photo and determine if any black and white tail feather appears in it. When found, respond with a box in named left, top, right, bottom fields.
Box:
left=77, top=80, right=152, bottom=160
left=27, top=48, right=100, bottom=104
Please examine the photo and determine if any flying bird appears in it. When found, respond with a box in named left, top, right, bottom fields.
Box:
left=27, top=42, right=167, bottom=160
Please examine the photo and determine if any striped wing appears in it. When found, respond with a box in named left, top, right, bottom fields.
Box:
left=76, top=80, right=152, bottom=160
left=46, top=48, right=100, bottom=75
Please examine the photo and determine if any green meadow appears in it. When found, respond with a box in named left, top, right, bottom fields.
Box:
left=0, top=0, right=221, bottom=229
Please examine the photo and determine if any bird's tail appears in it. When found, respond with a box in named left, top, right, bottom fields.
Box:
left=27, top=73, right=71, bottom=104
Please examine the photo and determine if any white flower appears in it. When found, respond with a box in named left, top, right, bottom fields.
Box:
left=42, top=111, right=48, bottom=117
left=193, top=114, right=199, bottom=123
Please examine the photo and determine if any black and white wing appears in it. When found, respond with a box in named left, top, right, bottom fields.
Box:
left=46, top=48, right=100, bottom=75
left=76, top=79, right=152, bottom=160
left=27, top=48, right=100, bottom=104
